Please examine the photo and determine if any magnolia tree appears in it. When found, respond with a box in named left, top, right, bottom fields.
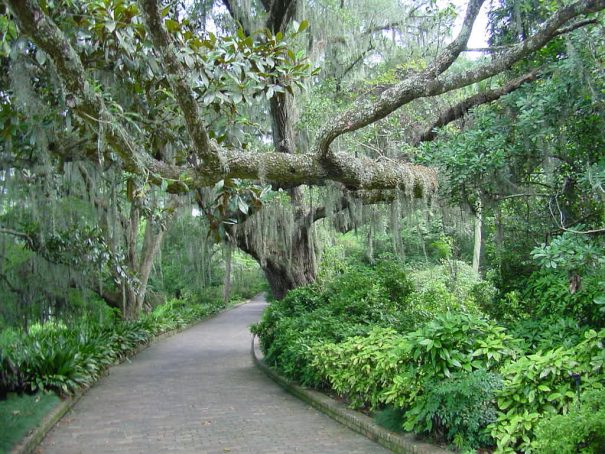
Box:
left=3, top=0, right=605, bottom=313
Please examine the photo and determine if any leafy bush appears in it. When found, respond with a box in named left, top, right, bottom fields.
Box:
left=403, top=370, right=502, bottom=451
left=258, top=308, right=371, bottom=386
left=490, top=328, right=605, bottom=452
left=311, top=327, right=404, bottom=408
left=311, top=313, right=517, bottom=412
left=0, top=296, right=225, bottom=397
left=404, top=261, right=489, bottom=324
left=509, top=316, right=587, bottom=353
left=532, top=388, right=605, bottom=453
left=523, top=269, right=604, bottom=327
left=253, top=260, right=419, bottom=385
left=382, top=313, right=517, bottom=411
left=253, top=254, right=605, bottom=452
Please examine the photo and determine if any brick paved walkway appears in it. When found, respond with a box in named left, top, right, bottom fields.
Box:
left=39, top=295, right=390, bottom=453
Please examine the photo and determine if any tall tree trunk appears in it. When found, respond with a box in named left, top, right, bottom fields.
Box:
left=223, top=243, right=232, bottom=305
left=262, top=235, right=317, bottom=299
left=137, top=218, right=167, bottom=312
left=366, top=223, right=374, bottom=264
left=472, top=197, right=483, bottom=274
left=120, top=189, right=177, bottom=319
left=123, top=188, right=142, bottom=319
left=237, top=221, right=316, bottom=299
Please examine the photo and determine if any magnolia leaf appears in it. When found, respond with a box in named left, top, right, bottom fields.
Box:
left=298, top=20, right=309, bottom=33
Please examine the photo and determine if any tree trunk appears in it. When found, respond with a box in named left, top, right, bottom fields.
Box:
left=237, top=221, right=317, bottom=300
left=472, top=198, right=482, bottom=274
left=122, top=191, right=142, bottom=319
left=223, top=243, right=233, bottom=305
left=366, top=223, right=374, bottom=264
left=262, top=239, right=317, bottom=299
left=119, top=194, right=173, bottom=319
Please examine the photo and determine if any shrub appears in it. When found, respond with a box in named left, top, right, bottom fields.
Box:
left=532, top=388, right=605, bottom=453
left=404, top=261, right=488, bottom=324
left=0, top=295, right=224, bottom=396
left=403, top=370, right=502, bottom=450
left=260, top=308, right=371, bottom=386
left=509, top=316, right=587, bottom=353
left=311, top=313, right=517, bottom=412
left=523, top=269, right=604, bottom=327
left=383, top=313, right=517, bottom=410
left=311, top=327, right=405, bottom=408
left=490, top=328, right=605, bottom=452
left=253, top=260, right=418, bottom=385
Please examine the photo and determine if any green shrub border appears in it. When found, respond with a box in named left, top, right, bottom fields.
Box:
left=251, top=335, right=452, bottom=454
left=11, top=299, right=252, bottom=454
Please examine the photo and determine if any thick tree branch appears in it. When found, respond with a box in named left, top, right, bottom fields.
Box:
left=314, top=0, right=605, bottom=159
left=0, top=227, right=35, bottom=248
left=139, top=0, right=218, bottom=167
left=435, top=0, right=605, bottom=94
left=5, top=0, right=179, bottom=181
left=415, top=69, right=539, bottom=144
left=5, top=0, right=435, bottom=197
left=426, top=0, right=485, bottom=76
left=185, top=150, right=438, bottom=194
left=464, top=18, right=598, bottom=53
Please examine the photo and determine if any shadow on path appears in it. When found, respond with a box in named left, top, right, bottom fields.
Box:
left=40, top=294, right=389, bottom=453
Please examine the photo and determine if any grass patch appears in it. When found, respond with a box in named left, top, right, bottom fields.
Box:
left=0, top=392, right=60, bottom=453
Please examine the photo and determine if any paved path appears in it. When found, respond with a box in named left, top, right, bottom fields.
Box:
left=39, top=295, right=390, bottom=453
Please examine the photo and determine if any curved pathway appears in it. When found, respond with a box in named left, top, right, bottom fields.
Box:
left=40, top=295, right=389, bottom=453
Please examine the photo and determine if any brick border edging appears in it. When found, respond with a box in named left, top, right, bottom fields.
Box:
left=251, top=335, right=451, bottom=454
left=11, top=298, right=253, bottom=454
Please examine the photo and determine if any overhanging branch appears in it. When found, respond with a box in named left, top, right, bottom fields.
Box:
left=139, top=0, right=218, bottom=167
left=5, top=0, right=178, bottom=180
left=313, top=0, right=605, bottom=159
left=415, top=69, right=540, bottom=144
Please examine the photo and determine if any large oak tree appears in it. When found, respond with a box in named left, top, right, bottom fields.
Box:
left=3, top=0, right=604, bottom=307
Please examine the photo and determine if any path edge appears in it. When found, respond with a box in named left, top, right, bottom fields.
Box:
left=11, top=298, right=253, bottom=454
left=251, top=335, right=451, bottom=454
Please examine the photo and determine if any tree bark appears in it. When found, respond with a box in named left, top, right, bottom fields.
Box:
left=223, top=243, right=233, bottom=305
left=472, top=197, right=483, bottom=274
left=236, top=220, right=316, bottom=299
left=260, top=230, right=317, bottom=299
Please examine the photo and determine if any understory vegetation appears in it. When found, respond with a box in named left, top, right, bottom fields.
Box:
left=1, top=295, right=229, bottom=398
left=253, top=252, right=605, bottom=453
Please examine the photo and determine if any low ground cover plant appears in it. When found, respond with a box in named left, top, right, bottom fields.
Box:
left=0, top=296, right=226, bottom=397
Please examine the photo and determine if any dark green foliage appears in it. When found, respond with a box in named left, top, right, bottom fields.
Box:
left=533, top=388, right=605, bottom=454
left=403, top=370, right=502, bottom=450
left=509, top=316, right=587, bottom=352
left=252, top=260, right=417, bottom=385
left=374, top=407, right=406, bottom=433
left=0, top=297, right=226, bottom=397
left=522, top=269, right=605, bottom=327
